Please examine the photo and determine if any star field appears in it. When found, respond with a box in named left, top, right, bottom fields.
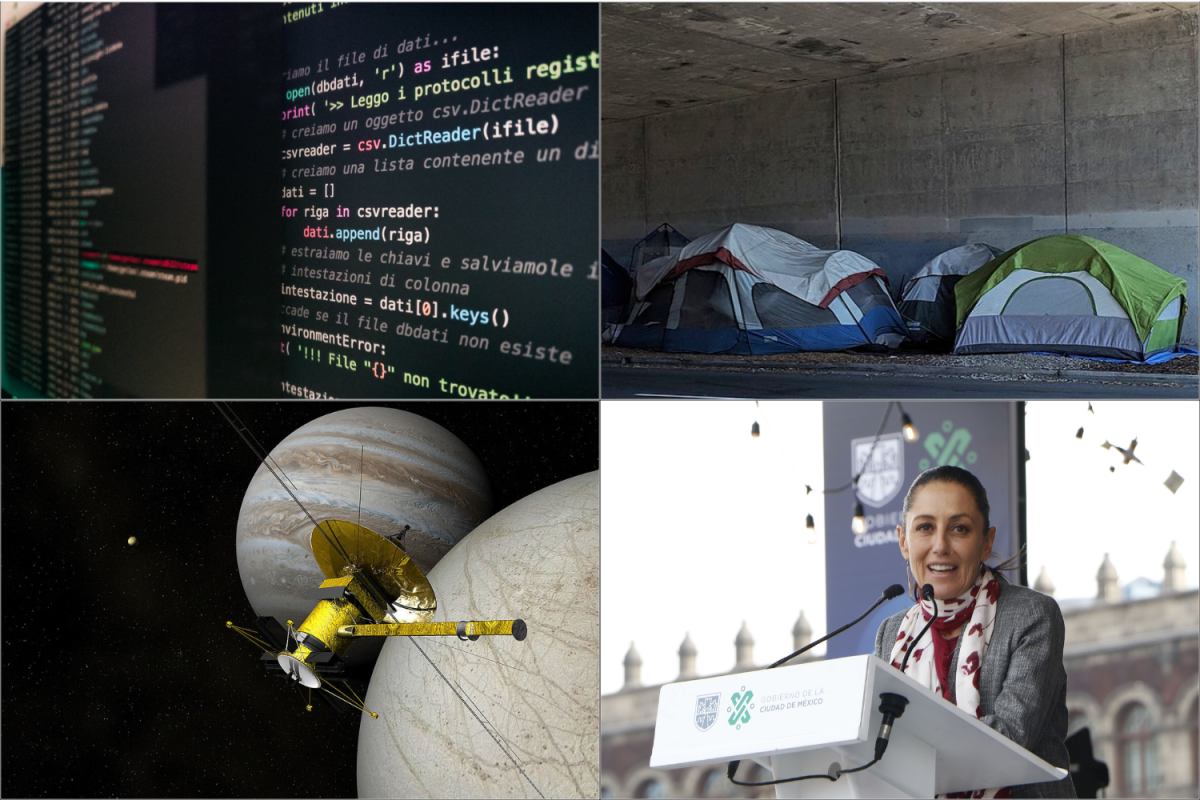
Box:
left=1, top=401, right=598, bottom=798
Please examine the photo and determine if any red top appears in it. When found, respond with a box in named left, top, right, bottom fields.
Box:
left=934, top=634, right=959, bottom=701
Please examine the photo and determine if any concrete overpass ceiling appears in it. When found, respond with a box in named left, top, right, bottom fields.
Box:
left=602, top=2, right=1200, bottom=120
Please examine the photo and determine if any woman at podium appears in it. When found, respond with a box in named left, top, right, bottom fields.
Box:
left=874, top=466, right=1076, bottom=799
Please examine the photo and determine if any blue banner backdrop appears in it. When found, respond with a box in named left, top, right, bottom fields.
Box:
left=822, top=401, right=1021, bottom=660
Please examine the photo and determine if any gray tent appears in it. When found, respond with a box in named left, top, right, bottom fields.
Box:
left=897, top=243, right=1000, bottom=347
left=630, top=223, right=689, bottom=277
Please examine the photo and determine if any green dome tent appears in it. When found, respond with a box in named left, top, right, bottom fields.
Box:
left=953, top=235, right=1187, bottom=361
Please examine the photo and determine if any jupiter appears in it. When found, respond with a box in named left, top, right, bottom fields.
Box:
left=234, top=407, right=493, bottom=656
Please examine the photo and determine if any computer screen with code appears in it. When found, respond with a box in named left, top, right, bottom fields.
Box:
left=2, top=2, right=599, bottom=398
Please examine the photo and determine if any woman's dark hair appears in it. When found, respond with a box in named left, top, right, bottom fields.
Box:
left=900, top=465, right=1024, bottom=581
left=901, top=465, right=991, bottom=531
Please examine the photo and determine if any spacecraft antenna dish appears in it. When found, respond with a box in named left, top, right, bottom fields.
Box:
left=278, top=653, right=321, bottom=688
left=309, top=519, right=436, bottom=622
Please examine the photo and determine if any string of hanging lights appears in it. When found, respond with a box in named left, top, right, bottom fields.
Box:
left=750, top=401, right=922, bottom=537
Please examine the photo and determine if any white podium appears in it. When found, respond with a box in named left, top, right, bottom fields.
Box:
left=650, top=655, right=1068, bottom=798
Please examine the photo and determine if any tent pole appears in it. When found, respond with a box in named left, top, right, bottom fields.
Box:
left=840, top=293, right=872, bottom=346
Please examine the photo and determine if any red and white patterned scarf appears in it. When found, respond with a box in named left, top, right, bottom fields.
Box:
left=888, top=564, right=1011, bottom=799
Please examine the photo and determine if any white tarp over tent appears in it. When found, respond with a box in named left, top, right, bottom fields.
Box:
left=635, top=224, right=884, bottom=308
left=615, top=223, right=907, bottom=354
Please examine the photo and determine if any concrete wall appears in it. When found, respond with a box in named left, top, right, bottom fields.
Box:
left=602, top=13, right=1199, bottom=345
left=602, top=83, right=839, bottom=263
left=838, top=37, right=1068, bottom=277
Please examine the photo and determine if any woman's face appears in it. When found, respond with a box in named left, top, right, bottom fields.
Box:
left=897, top=480, right=996, bottom=601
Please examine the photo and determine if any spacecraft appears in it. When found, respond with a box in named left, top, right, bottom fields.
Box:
left=218, top=404, right=525, bottom=718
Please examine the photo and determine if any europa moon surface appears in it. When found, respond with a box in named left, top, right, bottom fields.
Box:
left=234, top=407, right=493, bottom=637
left=357, top=471, right=600, bottom=799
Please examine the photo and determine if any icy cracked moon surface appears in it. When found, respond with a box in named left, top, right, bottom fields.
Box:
left=235, top=407, right=492, bottom=634
left=357, top=471, right=599, bottom=799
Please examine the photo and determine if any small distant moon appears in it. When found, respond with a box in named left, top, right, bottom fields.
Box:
left=128, top=536, right=138, bottom=546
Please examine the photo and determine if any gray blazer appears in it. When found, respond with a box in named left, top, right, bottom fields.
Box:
left=874, top=574, right=1077, bottom=798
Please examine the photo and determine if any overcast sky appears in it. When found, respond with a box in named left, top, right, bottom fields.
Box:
left=600, top=400, right=1199, bottom=696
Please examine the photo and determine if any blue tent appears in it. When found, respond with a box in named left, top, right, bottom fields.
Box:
left=613, top=224, right=907, bottom=354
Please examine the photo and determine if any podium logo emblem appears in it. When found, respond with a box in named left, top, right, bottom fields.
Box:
left=694, top=693, right=720, bottom=732
left=852, top=432, right=904, bottom=508
left=727, top=686, right=754, bottom=730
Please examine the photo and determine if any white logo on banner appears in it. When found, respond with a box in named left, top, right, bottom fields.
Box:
left=851, top=432, right=904, bottom=508
left=694, top=693, right=720, bottom=732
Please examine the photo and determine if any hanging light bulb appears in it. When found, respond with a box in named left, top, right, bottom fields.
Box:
left=1075, top=427, right=1084, bottom=440
left=851, top=500, right=867, bottom=534
left=901, top=411, right=918, bottom=442
left=806, top=513, right=815, bottom=531
left=751, top=421, right=760, bottom=438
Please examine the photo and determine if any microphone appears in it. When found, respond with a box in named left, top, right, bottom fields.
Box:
left=874, top=584, right=937, bottom=762
left=767, top=583, right=904, bottom=670
left=875, top=693, right=910, bottom=760
left=899, top=584, right=936, bottom=674
left=727, top=584, right=907, bottom=788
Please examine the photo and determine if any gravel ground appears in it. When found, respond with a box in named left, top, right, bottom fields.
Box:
left=603, top=345, right=1199, bottom=377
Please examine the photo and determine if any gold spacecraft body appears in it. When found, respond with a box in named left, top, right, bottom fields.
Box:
left=219, top=403, right=524, bottom=718
left=230, top=519, right=525, bottom=716
left=277, top=520, right=523, bottom=691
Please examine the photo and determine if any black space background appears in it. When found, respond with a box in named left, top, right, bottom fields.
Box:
left=1, top=401, right=599, bottom=798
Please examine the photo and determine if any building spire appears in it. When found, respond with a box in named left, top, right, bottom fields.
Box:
left=734, top=621, right=755, bottom=671
left=792, top=610, right=813, bottom=652
left=623, top=641, right=642, bottom=689
left=1097, top=553, right=1120, bottom=602
left=678, top=632, right=698, bottom=680
left=1034, top=565, right=1055, bottom=597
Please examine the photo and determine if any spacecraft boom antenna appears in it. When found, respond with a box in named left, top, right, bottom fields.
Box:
left=226, top=622, right=277, bottom=656
left=214, top=402, right=359, bottom=570
left=214, top=402, right=299, bottom=491
left=425, top=638, right=537, bottom=676
left=409, top=638, right=546, bottom=799
left=453, top=676, right=525, bottom=759
left=317, top=674, right=377, bottom=718
left=357, top=445, right=364, bottom=567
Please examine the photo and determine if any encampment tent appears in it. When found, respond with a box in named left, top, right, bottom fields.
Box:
left=602, top=249, right=633, bottom=327
left=630, top=223, right=690, bottom=276
left=954, top=235, right=1187, bottom=361
left=613, top=223, right=907, bottom=354
left=898, top=243, right=1000, bottom=347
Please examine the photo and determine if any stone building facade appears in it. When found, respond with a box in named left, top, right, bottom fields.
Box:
left=601, top=548, right=1199, bottom=799
left=1058, top=543, right=1198, bottom=798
